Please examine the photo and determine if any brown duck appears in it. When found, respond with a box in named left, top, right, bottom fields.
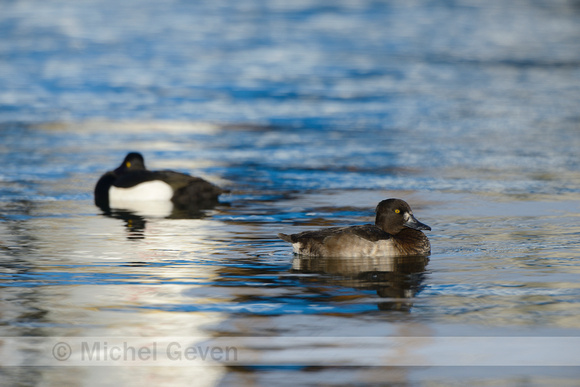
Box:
left=278, top=198, right=431, bottom=257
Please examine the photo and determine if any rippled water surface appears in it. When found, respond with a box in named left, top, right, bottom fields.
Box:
left=1, top=0, right=580, bottom=385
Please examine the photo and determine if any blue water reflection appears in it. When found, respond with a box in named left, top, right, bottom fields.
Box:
left=2, top=0, right=580, bottom=385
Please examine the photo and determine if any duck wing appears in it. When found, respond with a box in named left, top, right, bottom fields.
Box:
left=346, top=224, right=392, bottom=242
left=281, top=224, right=390, bottom=244
left=153, top=170, right=224, bottom=205
left=278, top=224, right=392, bottom=257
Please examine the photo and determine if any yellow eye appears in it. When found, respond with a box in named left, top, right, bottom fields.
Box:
left=395, top=209, right=400, bottom=214
left=126, top=162, right=131, bottom=168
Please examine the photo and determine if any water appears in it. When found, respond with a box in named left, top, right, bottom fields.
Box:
left=1, top=0, right=580, bottom=385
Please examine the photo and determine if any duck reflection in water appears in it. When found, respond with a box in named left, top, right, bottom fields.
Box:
left=100, top=204, right=219, bottom=241
left=105, top=209, right=147, bottom=240
left=292, top=255, right=429, bottom=312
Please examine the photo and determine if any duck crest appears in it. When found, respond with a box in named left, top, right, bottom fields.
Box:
left=115, top=152, right=146, bottom=174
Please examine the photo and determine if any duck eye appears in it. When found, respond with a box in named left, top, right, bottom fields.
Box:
left=394, top=209, right=400, bottom=214
left=126, top=162, right=131, bottom=168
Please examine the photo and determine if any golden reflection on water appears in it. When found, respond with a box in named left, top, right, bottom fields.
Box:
left=0, top=202, right=242, bottom=385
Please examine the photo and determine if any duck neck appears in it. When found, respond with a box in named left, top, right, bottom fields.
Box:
left=375, top=217, right=404, bottom=235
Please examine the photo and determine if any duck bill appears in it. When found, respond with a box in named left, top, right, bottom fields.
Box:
left=404, top=214, right=431, bottom=231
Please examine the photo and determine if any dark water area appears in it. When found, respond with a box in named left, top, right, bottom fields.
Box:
left=1, top=0, right=580, bottom=385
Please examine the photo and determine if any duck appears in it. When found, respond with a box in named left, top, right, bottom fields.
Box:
left=94, top=152, right=225, bottom=211
left=278, top=198, right=431, bottom=257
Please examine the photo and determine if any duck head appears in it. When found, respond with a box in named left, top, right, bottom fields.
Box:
left=114, top=152, right=146, bottom=175
left=375, top=198, right=431, bottom=235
